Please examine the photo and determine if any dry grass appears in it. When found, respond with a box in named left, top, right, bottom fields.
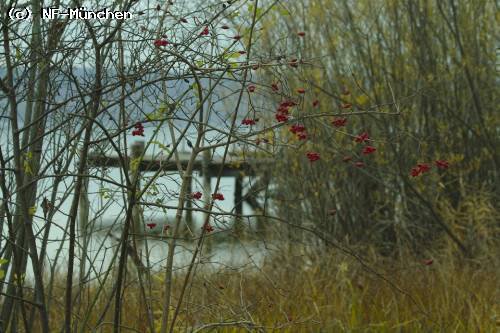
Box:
left=34, top=245, right=499, bottom=333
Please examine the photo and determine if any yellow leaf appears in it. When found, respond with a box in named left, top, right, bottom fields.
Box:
left=279, top=8, right=290, bottom=16
left=153, top=274, right=164, bottom=283
left=227, top=52, right=243, bottom=59
left=23, top=152, right=33, bottom=176
left=28, top=206, right=37, bottom=217
left=130, top=157, right=142, bottom=172
left=355, top=95, right=369, bottom=106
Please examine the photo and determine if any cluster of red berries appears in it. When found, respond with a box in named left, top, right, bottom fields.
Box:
left=190, top=191, right=202, bottom=200
left=200, top=26, right=209, bottom=36
left=203, top=224, right=214, bottom=233
left=145, top=223, right=170, bottom=232
left=275, top=100, right=296, bottom=122
left=411, top=160, right=449, bottom=177
left=132, top=122, right=144, bottom=136
left=354, top=132, right=370, bottom=143
left=410, top=163, right=431, bottom=177
left=289, top=58, right=298, bottom=68
left=306, top=152, right=320, bottom=162
left=212, top=193, right=224, bottom=201
left=351, top=132, right=376, bottom=167
left=154, top=39, right=168, bottom=47
left=290, top=124, right=307, bottom=140
left=332, top=117, right=347, bottom=127
left=362, top=146, right=377, bottom=155
left=242, top=118, right=258, bottom=126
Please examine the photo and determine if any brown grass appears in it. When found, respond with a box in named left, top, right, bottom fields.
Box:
left=33, top=245, right=499, bottom=333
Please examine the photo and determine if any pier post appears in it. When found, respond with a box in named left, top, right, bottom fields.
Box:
left=129, top=141, right=145, bottom=258
left=184, top=175, right=193, bottom=235
left=234, top=173, right=243, bottom=236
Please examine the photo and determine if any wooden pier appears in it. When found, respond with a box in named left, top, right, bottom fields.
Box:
left=87, top=141, right=272, bottom=234
left=88, top=144, right=266, bottom=177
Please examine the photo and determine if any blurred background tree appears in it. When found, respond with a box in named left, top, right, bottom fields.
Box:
left=249, top=0, right=498, bottom=257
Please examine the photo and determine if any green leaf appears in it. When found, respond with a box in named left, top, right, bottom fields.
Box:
left=130, top=157, right=142, bottom=172
left=227, top=52, right=243, bottom=59
left=99, top=188, right=111, bottom=199
left=28, top=206, right=37, bottom=217
left=23, top=152, right=33, bottom=176
left=228, top=10, right=240, bottom=19
left=147, top=102, right=171, bottom=121
left=279, top=8, right=290, bottom=16
left=151, top=141, right=171, bottom=153
left=158, top=102, right=168, bottom=114
left=247, top=4, right=263, bottom=17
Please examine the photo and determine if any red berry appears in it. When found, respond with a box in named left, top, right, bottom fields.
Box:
left=332, top=117, right=347, bottom=127
left=212, top=193, right=225, bottom=201
left=423, top=259, right=434, bottom=266
left=190, top=191, right=202, bottom=200
left=154, top=39, right=169, bottom=47
left=241, top=118, right=257, bottom=125
left=362, top=146, right=377, bottom=155
left=203, top=224, right=214, bottom=233
left=435, top=160, right=450, bottom=169
left=289, top=59, right=298, bottom=68
left=200, top=26, right=209, bottom=36
left=306, top=152, right=320, bottom=162
left=297, top=132, right=307, bottom=140
left=290, top=124, right=306, bottom=134
left=410, top=163, right=431, bottom=177
left=354, top=132, right=369, bottom=143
